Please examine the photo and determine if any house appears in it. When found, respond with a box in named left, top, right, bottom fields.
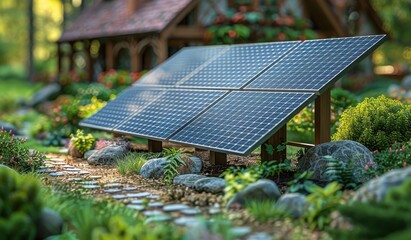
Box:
left=57, top=0, right=385, bottom=81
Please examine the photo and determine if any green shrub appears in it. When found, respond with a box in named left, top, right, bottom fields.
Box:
left=331, top=177, right=411, bottom=239
left=70, top=130, right=95, bottom=156
left=117, top=153, right=147, bottom=175
left=371, top=141, right=411, bottom=175
left=0, top=168, right=43, bottom=239
left=0, top=129, right=45, bottom=173
left=333, top=95, right=411, bottom=151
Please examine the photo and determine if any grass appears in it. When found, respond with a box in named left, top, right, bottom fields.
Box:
left=246, top=200, right=289, bottom=223
left=23, top=139, right=61, bottom=154
left=117, top=152, right=162, bottom=175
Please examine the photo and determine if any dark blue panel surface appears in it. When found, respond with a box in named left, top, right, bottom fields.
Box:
left=79, top=88, right=165, bottom=130
left=246, top=35, right=386, bottom=92
left=114, top=90, right=227, bottom=140
left=170, top=91, right=315, bottom=155
left=134, top=46, right=228, bottom=86
left=180, top=42, right=299, bottom=88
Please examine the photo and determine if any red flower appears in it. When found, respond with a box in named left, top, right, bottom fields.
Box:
left=228, top=30, right=237, bottom=38
left=277, top=33, right=286, bottom=41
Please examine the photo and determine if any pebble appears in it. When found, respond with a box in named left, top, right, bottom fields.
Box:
left=148, top=202, right=164, bottom=208
left=163, top=204, right=189, bottom=212
left=143, top=210, right=164, bottom=217
left=147, top=194, right=160, bottom=200
left=104, top=189, right=122, bottom=194
left=123, top=186, right=138, bottom=191
left=50, top=172, right=64, bottom=177
left=78, top=170, right=90, bottom=175
left=127, top=192, right=151, bottom=198
left=82, top=181, right=99, bottom=185
left=103, top=183, right=123, bottom=188
left=64, top=168, right=81, bottom=172
left=181, top=208, right=202, bottom=215
left=127, top=204, right=145, bottom=211
left=89, top=175, right=102, bottom=180
left=67, top=177, right=83, bottom=182
left=112, top=194, right=128, bottom=200
left=82, top=185, right=100, bottom=189
left=130, top=199, right=146, bottom=205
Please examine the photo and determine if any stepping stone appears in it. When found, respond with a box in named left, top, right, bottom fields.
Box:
left=123, top=186, right=138, bottom=191
left=89, top=175, right=102, bottom=180
left=143, top=210, right=164, bottom=217
left=104, top=188, right=122, bottom=194
left=229, top=226, right=252, bottom=237
left=127, top=204, right=145, bottom=211
left=112, top=194, right=128, bottom=200
left=37, top=169, right=56, bottom=174
left=52, top=162, right=66, bottom=166
left=145, top=215, right=173, bottom=223
left=174, top=217, right=199, bottom=226
left=82, top=181, right=99, bottom=185
left=65, top=168, right=81, bottom=172
left=49, top=158, right=64, bottom=162
left=82, top=185, right=100, bottom=189
left=181, top=208, right=202, bottom=215
left=163, top=204, right=189, bottom=212
left=59, top=148, right=69, bottom=154
left=62, top=165, right=73, bottom=168
left=209, top=208, right=222, bottom=215
left=50, top=172, right=64, bottom=177
left=127, top=192, right=150, bottom=198
left=67, top=178, right=83, bottom=182
left=130, top=199, right=146, bottom=205
left=78, top=171, right=90, bottom=175
left=148, top=202, right=164, bottom=208
left=147, top=195, right=160, bottom=200
left=246, top=232, right=273, bottom=240
left=103, top=183, right=123, bottom=188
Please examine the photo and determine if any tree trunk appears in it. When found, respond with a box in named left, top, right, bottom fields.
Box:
left=28, top=0, right=34, bottom=83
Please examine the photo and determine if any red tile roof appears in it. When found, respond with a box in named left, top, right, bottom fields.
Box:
left=59, top=0, right=194, bottom=42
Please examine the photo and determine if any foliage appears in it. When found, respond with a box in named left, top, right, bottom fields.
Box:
left=222, top=160, right=291, bottom=201
left=333, top=95, right=411, bottom=151
left=70, top=130, right=95, bottom=156
left=184, top=217, right=237, bottom=240
left=50, top=95, right=81, bottom=136
left=0, top=128, right=45, bottom=172
left=60, top=70, right=86, bottom=87
left=289, top=88, right=358, bottom=134
left=0, top=168, right=43, bottom=240
left=162, top=148, right=187, bottom=185
left=66, top=83, right=117, bottom=102
left=324, top=156, right=359, bottom=190
left=303, top=182, right=343, bottom=230
left=206, top=1, right=316, bottom=44
left=371, top=141, right=411, bottom=175
left=246, top=200, right=289, bottom=223
left=287, top=171, right=317, bottom=195
left=22, top=139, right=61, bottom=154
left=1, top=110, right=51, bottom=138
left=117, top=153, right=148, bottom=176
left=42, top=131, right=67, bottom=147
left=331, top=177, right=411, bottom=239
left=98, top=69, right=144, bottom=89
left=78, top=97, right=107, bottom=119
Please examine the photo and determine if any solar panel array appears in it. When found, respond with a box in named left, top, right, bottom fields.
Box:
left=81, top=35, right=386, bottom=155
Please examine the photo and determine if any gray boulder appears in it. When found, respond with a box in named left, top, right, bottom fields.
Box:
left=35, top=208, right=63, bottom=240
left=87, top=145, right=128, bottom=165
left=140, top=156, right=202, bottom=179
left=84, top=149, right=98, bottom=159
left=353, top=166, right=411, bottom=202
left=275, top=193, right=307, bottom=218
left=227, top=179, right=281, bottom=208
left=297, top=140, right=373, bottom=183
left=29, top=83, right=61, bottom=107
left=193, top=177, right=226, bottom=194
left=173, top=174, right=208, bottom=188
left=0, top=121, right=19, bottom=135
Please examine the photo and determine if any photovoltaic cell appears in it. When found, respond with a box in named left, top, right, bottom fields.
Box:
left=114, top=90, right=227, bottom=140
left=245, top=35, right=386, bottom=92
left=170, top=91, right=315, bottom=155
left=179, top=42, right=299, bottom=88
left=134, top=46, right=228, bottom=86
left=79, top=88, right=165, bottom=131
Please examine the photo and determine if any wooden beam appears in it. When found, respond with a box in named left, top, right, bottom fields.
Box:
left=261, top=125, right=287, bottom=163
left=148, top=140, right=162, bottom=152
left=315, top=89, right=331, bottom=144
left=69, top=42, right=75, bottom=71
left=287, top=141, right=315, bottom=149
left=105, top=40, right=114, bottom=70
left=161, top=0, right=200, bottom=39
left=209, top=151, right=227, bottom=165
left=84, top=41, right=93, bottom=82
left=130, top=38, right=140, bottom=72
left=157, top=36, right=168, bottom=64
left=169, top=27, right=205, bottom=40
left=57, top=43, right=62, bottom=73
left=195, top=148, right=206, bottom=152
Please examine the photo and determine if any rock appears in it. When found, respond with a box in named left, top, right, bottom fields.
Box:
left=140, top=156, right=202, bottom=179
left=35, top=208, right=63, bottom=240
left=353, top=166, right=411, bottom=202
left=84, top=150, right=98, bottom=159
left=173, top=174, right=208, bottom=188
left=29, top=83, right=61, bottom=107
left=275, top=193, right=307, bottom=218
left=0, top=121, right=19, bottom=135
left=227, top=179, right=281, bottom=209
left=68, top=144, right=83, bottom=158
left=401, top=74, right=411, bottom=90
left=297, top=140, right=373, bottom=183
left=87, top=145, right=128, bottom=165
left=193, top=177, right=226, bottom=194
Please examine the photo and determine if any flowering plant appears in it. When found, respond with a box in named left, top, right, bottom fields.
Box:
left=98, top=70, right=144, bottom=89
left=0, top=128, right=45, bottom=172
left=60, top=70, right=86, bottom=86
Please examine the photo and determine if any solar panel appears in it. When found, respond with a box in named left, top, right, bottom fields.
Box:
left=113, top=89, right=227, bottom=140
left=169, top=91, right=315, bottom=155
left=134, top=46, right=228, bottom=86
left=179, top=42, right=299, bottom=89
left=245, top=35, right=386, bottom=92
left=79, top=87, right=165, bottom=131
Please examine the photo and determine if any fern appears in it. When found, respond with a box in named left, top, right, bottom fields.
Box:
left=324, top=155, right=358, bottom=189
left=162, top=148, right=188, bottom=185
